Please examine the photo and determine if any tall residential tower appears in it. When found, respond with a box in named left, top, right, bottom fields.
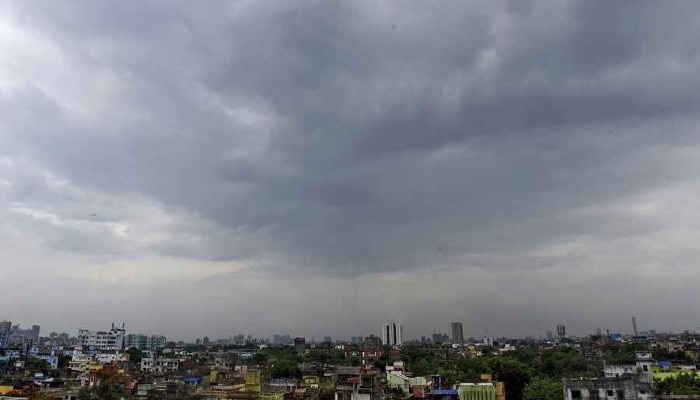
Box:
left=451, top=322, right=464, bottom=343
left=381, top=322, right=403, bottom=346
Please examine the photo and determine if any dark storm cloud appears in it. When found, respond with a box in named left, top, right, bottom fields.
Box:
left=4, top=0, right=700, bottom=274
left=3, top=0, right=700, bottom=337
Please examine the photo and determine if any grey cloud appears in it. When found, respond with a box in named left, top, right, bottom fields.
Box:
left=4, top=0, right=700, bottom=271
left=2, top=0, right=700, bottom=337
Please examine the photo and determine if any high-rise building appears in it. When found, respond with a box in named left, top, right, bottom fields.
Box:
left=0, top=321, right=11, bottom=349
left=557, top=325, right=566, bottom=339
left=30, top=325, right=40, bottom=342
left=6, top=324, right=41, bottom=346
left=433, top=332, right=449, bottom=344
left=381, top=322, right=403, bottom=346
left=273, top=334, right=292, bottom=345
left=294, top=337, right=306, bottom=351
left=632, top=317, right=639, bottom=337
left=451, top=322, right=464, bottom=343
left=364, top=335, right=382, bottom=347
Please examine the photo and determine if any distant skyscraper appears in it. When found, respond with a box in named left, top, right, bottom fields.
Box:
left=0, top=321, right=11, bottom=349
left=30, top=325, right=40, bottom=342
left=381, top=322, right=403, bottom=346
left=451, top=322, right=464, bottom=343
left=433, top=332, right=449, bottom=344
left=364, top=334, right=382, bottom=347
left=557, top=325, right=566, bottom=338
left=632, top=316, right=639, bottom=337
left=546, top=331, right=554, bottom=340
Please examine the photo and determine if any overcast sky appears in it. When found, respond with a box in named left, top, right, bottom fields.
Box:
left=2, top=1, right=700, bottom=341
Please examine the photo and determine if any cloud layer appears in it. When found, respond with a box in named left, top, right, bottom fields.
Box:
left=2, top=0, right=700, bottom=340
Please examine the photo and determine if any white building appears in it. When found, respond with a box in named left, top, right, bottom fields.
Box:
left=381, top=322, right=403, bottom=346
left=141, top=356, right=179, bottom=373
left=77, top=322, right=126, bottom=351
left=95, top=351, right=128, bottom=364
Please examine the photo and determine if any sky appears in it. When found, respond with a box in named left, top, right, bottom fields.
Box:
left=1, top=1, right=700, bottom=341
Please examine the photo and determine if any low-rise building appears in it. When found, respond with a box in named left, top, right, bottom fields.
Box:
left=562, top=374, right=652, bottom=400
left=94, top=351, right=127, bottom=364
left=212, top=352, right=236, bottom=372
left=141, top=356, right=179, bottom=373
left=386, top=371, right=428, bottom=395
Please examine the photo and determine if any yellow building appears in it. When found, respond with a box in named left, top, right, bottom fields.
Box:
left=246, top=369, right=262, bottom=394
left=0, top=385, right=14, bottom=395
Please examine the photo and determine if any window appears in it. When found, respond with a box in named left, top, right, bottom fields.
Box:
left=607, top=390, right=614, bottom=397
left=571, top=390, right=582, bottom=399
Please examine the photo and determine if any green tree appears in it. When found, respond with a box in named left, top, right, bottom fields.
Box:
left=539, top=348, right=590, bottom=378
left=513, top=348, right=541, bottom=366
left=373, top=354, right=392, bottom=371
left=491, top=358, right=532, bottom=400
left=271, top=358, right=300, bottom=378
left=58, top=354, right=72, bottom=369
left=253, top=352, right=268, bottom=365
left=655, top=373, right=700, bottom=395
left=306, top=351, right=331, bottom=364
left=523, top=377, right=563, bottom=400
left=126, top=347, right=143, bottom=365
left=602, top=342, right=639, bottom=364
left=25, top=357, right=50, bottom=374
left=330, top=350, right=347, bottom=365
left=453, top=356, right=494, bottom=382
left=410, top=358, right=439, bottom=377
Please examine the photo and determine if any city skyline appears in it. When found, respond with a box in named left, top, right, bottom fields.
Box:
left=0, top=316, right=688, bottom=344
left=2, top=1, right=700, bottom=339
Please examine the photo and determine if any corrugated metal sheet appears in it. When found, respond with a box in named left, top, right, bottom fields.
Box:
left=458, top=384, right=496, bottom=400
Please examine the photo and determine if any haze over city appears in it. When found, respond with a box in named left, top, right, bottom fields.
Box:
left=2, top=1, right=700, bottom=341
